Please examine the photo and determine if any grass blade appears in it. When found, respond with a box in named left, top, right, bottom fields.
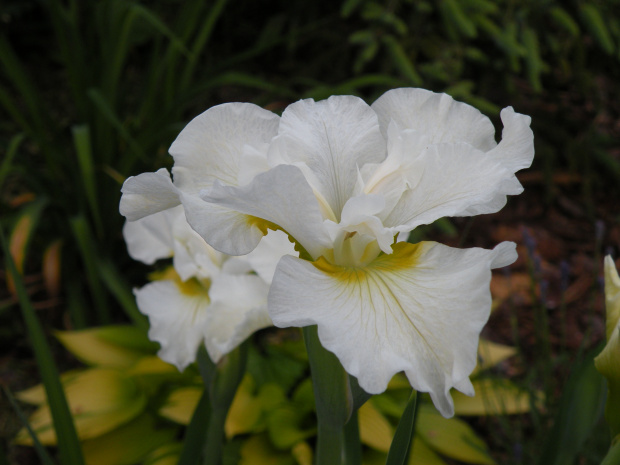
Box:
left=0, top=228, right=84, bottom=465
left=385, top=390, right=418, bottom=465
left=69, top=215, right=110, bottom=324
left=71, top=125, right=103, bottom=236
left=98, top=258, right=148, bottom=330
left=177, top=390, right=211, bottom=465
left=3, top=386, right=56, bottom=465
left=0, top=133, right=25, bottom=187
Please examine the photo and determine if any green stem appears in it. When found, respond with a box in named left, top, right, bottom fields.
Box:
left=316, top=424, right=344, bottom=465
left=303, top=326, right=353, bottom=465
left=203, top=408, right=228, bottom=465
left=343, top=409, right=362, bottom=465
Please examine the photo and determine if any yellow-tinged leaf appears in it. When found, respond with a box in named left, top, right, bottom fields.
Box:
left=474, top=339, right=517, bottom=374
left=226, top=376, right=288, bottom=438
left=16, top=368, right=146, bottom=445
left=82, top=414, right=177, bottom=465
left=143, top=443, right=182, bottom=465
left=239, top=434, right=295, bottom=465
left=127, top=356, right=178, bottom=375
left=416, top=404, right=495, bottom=464
left=453, top=378, right=537, bottom=416
left=409, top=437, right=449, bottom=465
left=17, top=369, right=83, bottom=405
left=358, top=400, right=394, bottom=452
left=267, top=404, right=316, bottom=450
left=291, top=441, right=313, bottom=465
left=387, top=372, right=410, bottom=390
left=158, top=386, right=202, bottom=425
left=42, top=239, right=62, bottom=297
left=56, top=327, right=153, bottom=368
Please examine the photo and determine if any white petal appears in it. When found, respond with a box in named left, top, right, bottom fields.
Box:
left=122, top=206, right=182, bottom=264
left=134, top=280, right=210, bottom=371
left=371, top=88, right=497, bottom=151
left=180, top=193, right=265, bottom=256
left=170, top=103, right=279, bottom=195
left=269, top=241, right=517, bottom=417
left=269, top=96, right=386, bottom=219
left=243, top=230, right=298, bottom=285
left=201, top=165, right=332, bottom=259
left=382, top=142, right=521, bottom=231
left=120, top=168, right=181, bottom=221
left=171, top=216, right=223, bottom=281
left=205, top=273, right=271, bottom=362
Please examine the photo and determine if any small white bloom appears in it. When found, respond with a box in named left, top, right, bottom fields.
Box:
left=122, top=202, right=296, bottom=369
left=120, top=88, right=534, bottom=416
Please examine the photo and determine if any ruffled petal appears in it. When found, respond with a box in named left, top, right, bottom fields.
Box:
left=269, top=95, right=386, bottom=219
left=381, top=137, right=528, bottom=231
left=170, top=102, right=279, bottom=194
left=205, top=273, right=271, bottom=362
left=120, top=168, right=180, bottom=221
left=134, top=280, right=210, bottom=371
left=122, top=206, right=182, bottom=264
left=371, top=88, right=497, bottom=151
left=241, top=230, right=298, bottom=285
left=269, top=240, right=517, bottom=417
left=201, top=164, right=332, bottom=259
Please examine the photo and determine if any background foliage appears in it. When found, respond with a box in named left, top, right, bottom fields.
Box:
left=1, top=0, right=620, bottom=463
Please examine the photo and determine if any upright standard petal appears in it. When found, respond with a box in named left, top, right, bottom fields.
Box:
left=269, top=241, right=517, bottom=417
left=269, top=96, right=386, bottom=220
left=120, top=168, right=180, bottom=221
left=371, top=88, right=497, bottom=151
left=201, top=164, right=332, bottom=259
left=170, top=102, right=280, bottom=194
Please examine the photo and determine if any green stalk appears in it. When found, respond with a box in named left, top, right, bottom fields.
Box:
left=201, top=342, right=248, bottom=465
left=303, top=326, right=353, bottom=465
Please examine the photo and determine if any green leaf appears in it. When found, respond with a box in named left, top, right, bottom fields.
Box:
left=0, top=133, right=24, bottom=188
left=549, top=7, right=580, bottom=38
left=439, top=0, right=477, bottom=38
left=303, top=326, right=352, bottom=429
left=453, top=378, right=537, bottom=416
left=385, top=390, right=418, bottom=465
left=1, top=228, right=84, bottom=465
left=580, top=4, right=615, bottom=54
left=381, top=35, right=422, bottom=85
left=81, top=413, right=177, bottom=465
left=536, top=345, right=606, bottom=465
left=358, top=400, right=394, bottom=452
left=71, top=125, right=103, bottom=235
left=55, top=326, right=155, bottom=368
left=16, top=368, right=147, bottom=445
left=177, top=389, right=211, bottom=465
left=3, top=386, right=56, bottom=465
left=70, top=215, right=110, bottom=324
left=159, top=387, right=202, bottom=425
left=409, top=437, right=448, bottom=465
left=416, top=404, right=494, bottom=464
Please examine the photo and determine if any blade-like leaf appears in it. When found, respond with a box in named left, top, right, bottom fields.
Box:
left=385, top=390, right=418, bottom=465
left=0, top=228, right=84, bottom=465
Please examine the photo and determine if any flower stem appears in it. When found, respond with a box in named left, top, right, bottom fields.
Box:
left=197, top=343, right=248, bottom=465
left=303, top=325, right=354, bottom=465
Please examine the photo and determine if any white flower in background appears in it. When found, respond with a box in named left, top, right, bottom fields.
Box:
left=120, top=88, right=534, bottom=417
left=122, top=201, right=296, bottom=370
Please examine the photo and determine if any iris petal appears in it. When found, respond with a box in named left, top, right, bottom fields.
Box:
left=269, top=240, right=517, bottom=417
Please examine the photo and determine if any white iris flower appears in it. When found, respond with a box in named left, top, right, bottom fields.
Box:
left=120, top=88, right=534, bottom=417
left=122, top=201, right=296, bottom=370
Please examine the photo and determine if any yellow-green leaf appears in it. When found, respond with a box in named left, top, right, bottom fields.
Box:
left=409, top=437, right=448, bottom=465
left=127, top=356, right=178, bottom=376
left=56, top=327, right=154, bottom=368
left=239, top=434, right=296, bottom=465
left=474, top=339, right=517, bottom=373
left=16, top=368, right=146, bottom=445
left=416, top=404, right=495, bottom=464
left=291, top=441, right=313, bottom=465
left=453, top=378, right=537, bottom=416
left=158, top=387, right=202, bottom=425
left=358, top=400, right=394, bottom=452
left=143, top=443, right=183, bottom=465
left=82, top=414, right=177, bottom=465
